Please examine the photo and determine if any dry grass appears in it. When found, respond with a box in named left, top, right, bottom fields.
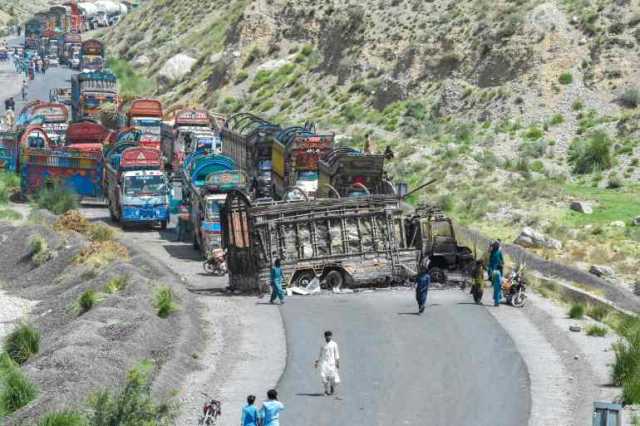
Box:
left=53, top=210, right=90, bottom=234
left=75, top=241, right=129, bottom=268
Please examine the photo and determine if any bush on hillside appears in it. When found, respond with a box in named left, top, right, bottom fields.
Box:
left=568, top=131, right=612, bottom=174
left=34, top=185, right=79, bottom=215
left=154, top=286, right=177, bottom=318
left=38, top=410, right=88, bottom=426
left=104, top=275, right=128, bottom=294
left=89, top=361, right=176, bottom=425
left=586, top=325, right=607, bottom=337
left=0, top=172, right=20, bottom=204
left=621, top=88, right=640, bottom=108
left=558, top=72, right=573, bottom=85
left=4, top=323, right=41, bottom=365
left=0, top=353, right=37, bottom=413
left=79, top=289, right=98, bottom=314
left=568, top=303, right=585, bottom=319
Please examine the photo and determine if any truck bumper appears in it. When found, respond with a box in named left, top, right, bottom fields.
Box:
left=122, top=206, right=170, bottom=222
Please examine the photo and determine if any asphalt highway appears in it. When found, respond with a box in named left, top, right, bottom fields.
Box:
left=278, top=290, right=530, bottom=426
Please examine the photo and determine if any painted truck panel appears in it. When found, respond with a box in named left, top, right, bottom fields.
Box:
left=0, top=132, right=19, bottom=173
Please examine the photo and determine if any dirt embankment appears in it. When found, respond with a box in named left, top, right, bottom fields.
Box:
left=0, top=211, right=203, bottom=424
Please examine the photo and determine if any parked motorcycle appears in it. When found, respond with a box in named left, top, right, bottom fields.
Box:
left=198, top=393, right=221, bottom=426
left=202, top=248, right=227, bottom=276
left=503, top=266, right=527, bottom=307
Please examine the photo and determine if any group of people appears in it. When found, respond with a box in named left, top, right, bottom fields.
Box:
left=239, top=331, right=341, bottom=425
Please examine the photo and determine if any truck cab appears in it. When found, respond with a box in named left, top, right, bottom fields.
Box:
left=119, top=170, right=170, bottom=226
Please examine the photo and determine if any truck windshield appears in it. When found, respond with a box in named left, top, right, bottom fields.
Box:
left=132, top=118, right=161, bottom=139
left=296, top=171, right=318, bottom=181
left=124, top=175, right=166, bottom=197
left=431, top=221, right=453, bottom=238
left=205, top=199, right=222, bottom=221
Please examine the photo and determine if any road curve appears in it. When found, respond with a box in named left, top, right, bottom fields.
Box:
left=278, top=289, right=530, bottom=426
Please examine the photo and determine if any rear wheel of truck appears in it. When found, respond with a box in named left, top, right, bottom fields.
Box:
left=324, top=270, right=344, bottom=291
left=429, top=267, right=447, bottom=284
left=293, top=271, right=315, bottom=289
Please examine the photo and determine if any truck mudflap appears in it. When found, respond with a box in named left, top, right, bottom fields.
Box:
left=121, top=205, right=169, bottom=222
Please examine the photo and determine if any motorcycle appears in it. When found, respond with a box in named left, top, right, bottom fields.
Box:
left=202, top=248, right=227, bottom=276
left=503, top=266, right=527, bottom=307
left=198, top=393, right=222, bottom=426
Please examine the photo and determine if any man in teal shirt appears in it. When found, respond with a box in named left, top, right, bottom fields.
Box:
left=261, top=389, right=284, bottom=426
left=241, top=395, right=259, bottom=426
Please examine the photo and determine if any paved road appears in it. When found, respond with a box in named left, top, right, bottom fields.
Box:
left=279, top=290, right=530, bottom=426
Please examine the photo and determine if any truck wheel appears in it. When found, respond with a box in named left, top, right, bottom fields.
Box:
left=294, top=272, right=315, bottom=289
left=324, top=270, right=344, bottom=291
left=160, top=220, right=167, bottom=230
left=429, top=267, right=447, bottom=284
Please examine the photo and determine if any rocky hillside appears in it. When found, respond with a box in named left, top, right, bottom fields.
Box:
left=0, top=0, right=54, bottom=32
left=105, top=0, right=640, bottom=285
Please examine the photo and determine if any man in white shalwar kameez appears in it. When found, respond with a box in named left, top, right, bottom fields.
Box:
left=315, top=330, right=340, bottom=396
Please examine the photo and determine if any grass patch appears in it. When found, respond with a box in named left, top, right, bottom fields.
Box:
left=38, top=410, right=88, bottom=426
left=562, top=183, right=640, bottom=227
left=153, top=286, right=177, bottom=318
left=0, top=353, right=37, bottom=414
left=106, top=58, right=154, bottom=100
left=75, top=241, right=129, bottom=268
left=568, top=130, right=612, bottom=174
left=549, top=113, right=564, bottom=125
left=89, top=360, right=176, bottom=425
left=4, top=323, right=40, bottom=366
left=568, top=303, right=585, bottom=319
left=586, top=325, right=607, bottom=336
left=0, top=171, right=20, bottom=204
left=104, top=275, right=128, bottom=294
left=587, top=304, right=610, bottom=321
left=34, top=185, right=79, bottom=215
left=78, top=289, right=98, bottom=315
left=87, top=224, right=115, bottom=242
left=30, top=234, right=53, bottom=266
left=558, top=72, right=573, bottom=85
left=234, top=71, right=248, bottom=84
left=621, top=88, right=640, bottom=108
left=0, top=208, right=21, bottom=221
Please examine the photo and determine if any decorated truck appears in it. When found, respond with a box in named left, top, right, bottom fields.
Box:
left=104, top=145, right=169, bottom=228
left=190, top=168, right=248, bottom=257
left=271, top=126, right=334, bottom=200
left=318, top=147, right=394, bottom=198
left=0, top=132, right=19, bottom=173
left=30, top=102, right=70, bottom=145
left=59, top=33, right=82, bottom=68
left=71, top=71, right=118, bottom=122
left=20, top=129, right=104, bottom=201
left=221, top=113, right=281, bottom=199
left=65, top=121, right=111, bottom=153
left=122, top=99, right=163, bottom=150
left=80, top=39, right=105, bottom=72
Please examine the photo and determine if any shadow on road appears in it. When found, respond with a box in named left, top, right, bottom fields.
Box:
left=162, top=244, right=203, bottom=261
left=296, top=393, right=324, bottom=397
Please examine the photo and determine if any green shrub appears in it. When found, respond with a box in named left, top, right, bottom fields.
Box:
left=587, top=305, right=609, bottom=321
left=524, top=126, right=543, bottom=140
left=34, top=185, right=79, bottom=215
left=87, top=224, right=114, bottom=242
left=558, top=72, right=573, bottom=85
left=104, top=275, right=128, bottom=294
left=106, top=58, right=154, bottom=100
left=154, top=286, right=177, bottom=318
left=4, top=323, right=41, bottom=365
left=621, top=88, right=640, bottom=108
left=568, top=303, right=585, bottom=319
left=586, top=325, right=607, bottom=336
left=530, top=160, right=545, bottom=173
left=38, top=410, right=88, bottom=426
left=300, top=45, right=313, bottom=57
left=234, top=71, right=248, bottom=84
left=29, top=234, right=53, bottom=266
left=549, top=113, right=564, bottom=125
left=89, top=360, right=176, bottom=425
left=0, top=208, right=21, bottom=221
left=0, top=171, right=20, bottom=204
left=242, top=46, right=262, bottom=68
left=280, top=100, right=291, bottom=111
left=607, top=174, right=623, bottom=189
left=79, top=289, right=97, bottom=314
left=0, top=358, right=37, bottom=413
left=572, top=99, right=584, bottom=111
left=612, top=330, right=640, bottom=386
left=437, top=194, right=455, bottom=212
left=623, top=371, right=640, bottom=405
left=404, top=101, right=427, bottom=121
left=568, top=131, right=612, bottom=174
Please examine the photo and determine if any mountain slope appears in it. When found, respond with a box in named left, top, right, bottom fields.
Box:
left=104, top=0, right=640, bottom=285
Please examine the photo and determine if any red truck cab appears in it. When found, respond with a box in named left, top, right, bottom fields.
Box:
left=125, top=99, right=163, bottom=151
left=65, top=121, right=111, bottom=154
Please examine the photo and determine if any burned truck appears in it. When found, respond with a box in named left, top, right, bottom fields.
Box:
left=222, top=192, right=475, bottom=292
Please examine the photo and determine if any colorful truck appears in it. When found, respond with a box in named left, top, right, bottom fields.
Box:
left=190, top=168, right=248, bottom=257
left=271, top=126, right=334, bottom=200
left=122, top=99, right=163, bottom=150
left=80, top=39, right=104, bottom=72
left=59, top=33, right=82, bottom=68
left=20, top=131, right=104, bottom=200
left=221, top=113, right=281, bottom=199
left=104, top=145, right=169, bottom=228
left=71, top=71, right=118, bottom=122
left=0, top=132, right=19, bottom=173
left=318, top=147, right=395, bottom=198
left=30, top=102, right=70, bottom=145
left=65, top=121, right=111, bottom=154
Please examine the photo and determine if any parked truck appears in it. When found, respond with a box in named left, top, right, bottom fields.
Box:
left=71, top=71, right=118, bottom=122
left=65, top=121, right=111, bottom=153
left=271, top=125, right=334, bottom=200
left=30, top=102, right=70, bottom=145
left=221, top=193, right=475, bottom=292
left=104, top=145, right=170, bottom=228
left=221, top=113, right=281, bottom=199
left=122, top=99, right=163, bottom=150
left=190, top=169, right=248, bottom=258
left=318, top=147, right=395, bottom=198
left=80, top=39, right=104, bottom=72
left=59, top=33, right=82, bottom=68
left=0, top=132, right=19, bottom=173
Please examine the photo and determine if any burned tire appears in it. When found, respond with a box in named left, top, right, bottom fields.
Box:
left=429, top=267, right=447, bottom=284
left=325, top=270, right=344, bottom=290
left=293, top=271, right=315, bottom=289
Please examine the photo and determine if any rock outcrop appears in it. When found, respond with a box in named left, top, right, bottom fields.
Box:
left=514, top=227, right=562, bottom=250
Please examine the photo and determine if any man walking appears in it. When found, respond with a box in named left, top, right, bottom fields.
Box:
left=315, top=331, right=340, bottom=396
left=260, top=389, right=284, bottom=426
left=269, top=258, right=285, bottom=304
left=416, top=267, right=431, bottom=314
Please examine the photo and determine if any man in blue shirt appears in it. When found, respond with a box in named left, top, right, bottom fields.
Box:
left=241, top=395, right=259, bottom=426
left=416, top=268, right=431, bottom=314
left=260, top=389, right=284, bottom=426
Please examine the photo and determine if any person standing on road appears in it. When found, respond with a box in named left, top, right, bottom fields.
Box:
left=487, top=240, right=504, bottom=279
left=270, top=258, right=285, bottom=304
left=241, top=395, right=259, bottom=426
left=315, top=330, right=341, bottom=396
left=492, top=269, right=503, bottom=307
left=260, top=389, right=284, bottom=426
left=415, top=267, right=431, bottom=314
